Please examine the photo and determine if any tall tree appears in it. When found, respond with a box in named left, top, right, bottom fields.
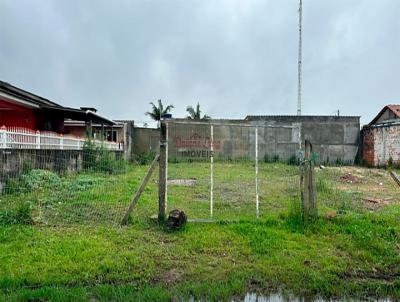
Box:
left=145, top=99, right=174, bottom=127
left=186, top=102, right=210, bottom=120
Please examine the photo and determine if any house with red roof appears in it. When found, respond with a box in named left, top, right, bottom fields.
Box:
left=0, top=80, right=125, bottom=151
left=0, top=80, right=115, bottom=132
left=368, top=105, right=400, bottom=126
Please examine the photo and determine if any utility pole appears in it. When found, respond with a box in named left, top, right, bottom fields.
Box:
left=297, top=0, right=303, bottom=116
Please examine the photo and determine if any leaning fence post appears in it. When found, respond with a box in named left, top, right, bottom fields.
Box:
left=158, top=121, right=167, bottom=222
left=0, top=126, right=6, bottom=149
left=121, top=154, right=160, bottom=225
left=302, top=140, right=317, bottom=221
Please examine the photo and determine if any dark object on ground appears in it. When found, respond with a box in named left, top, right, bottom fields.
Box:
left=166, top=209, right=187, bottom=230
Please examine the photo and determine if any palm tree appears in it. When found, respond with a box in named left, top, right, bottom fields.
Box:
left=186, top=102, right=210, bottom=120
left=145, top=99, right=174, bottom=127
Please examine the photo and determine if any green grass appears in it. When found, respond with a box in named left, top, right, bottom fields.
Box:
left=0, top=162, right=399, bottom=301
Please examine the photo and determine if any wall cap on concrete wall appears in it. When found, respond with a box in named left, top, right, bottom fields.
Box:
left=245, top=115, right=360, bottom=123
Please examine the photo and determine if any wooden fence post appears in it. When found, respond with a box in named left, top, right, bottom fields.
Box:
left=302, top=140, right=317, bottom=221
left=390, top=171, right=400, bottom=188
left=158, top=122, right=167, bottom=222
left=121, top=154, right=160, bottom=225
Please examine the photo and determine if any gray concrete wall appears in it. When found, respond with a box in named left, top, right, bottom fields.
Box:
left=132, top=127, right=160, bottom=155
left=1, top=149, right=84, bottom=182
left=132, top=116, right=360, bottom=164
left=246, top=116, right=360, bottom=163
left=122, top=121, right=135, bottom=160
left=0, top=149, right=123, bottom=184
left=113, top=120, right=135, bottom=161
left=166, top=120, right=301, bottom=161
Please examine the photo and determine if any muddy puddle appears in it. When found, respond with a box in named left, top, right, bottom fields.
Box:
left=188, top=292, right=392, bottom=301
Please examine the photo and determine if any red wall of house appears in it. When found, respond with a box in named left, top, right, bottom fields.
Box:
left=0, top=99, right=65, bottom=133
left=0, top=100, right=37, bottom=128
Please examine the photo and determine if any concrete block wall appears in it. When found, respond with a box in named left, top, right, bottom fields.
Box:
left=122, top=121, right=135, bottom=161
left=246, top=116, right=360, bottom=163
left=132, top=127, right=160, bottom=155
left=166, top=120, right=301, bottom=161
left=0, top=149, right=84, bottom=182
left=0, top=149, right=124, bottom=186
left=113, top=120, right=135, bottom=161
left=132, top=116, right=361, bottom=164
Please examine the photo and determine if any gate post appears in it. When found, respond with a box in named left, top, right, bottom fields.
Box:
left=158, top=121, right=167, bottom=221
left=255, top=126, right=259, bottom=218
left=302, top=140, right=317, bottom=221
left=210, top=124, right=214, bottom=218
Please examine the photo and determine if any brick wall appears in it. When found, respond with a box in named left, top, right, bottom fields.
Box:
left=362, top=123, right=400, bottom=166
left=362, top=127, right=375, bottom=165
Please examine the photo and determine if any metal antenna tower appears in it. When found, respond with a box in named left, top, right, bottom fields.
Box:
left=297, top=0, right=302, bottom=116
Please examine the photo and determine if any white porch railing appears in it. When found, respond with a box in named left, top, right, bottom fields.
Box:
left=0, top=126, right=123, bottom=151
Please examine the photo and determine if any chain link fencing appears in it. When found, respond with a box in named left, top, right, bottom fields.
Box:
left=0, top=146, right=137, bottom=226
left=165, top=120, right=303, bottom=221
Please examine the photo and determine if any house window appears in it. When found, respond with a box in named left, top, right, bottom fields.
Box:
left=43, top=120, right=52, bottom=131
left=106, top=130, right=117, bottom=142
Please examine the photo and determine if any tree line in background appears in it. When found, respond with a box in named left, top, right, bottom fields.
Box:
left=145, top=99, right=210, bottom=127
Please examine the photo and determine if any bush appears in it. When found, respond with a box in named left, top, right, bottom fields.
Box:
left=21, top=169, right=62, bottom=192
left=3, top=169, right=62, bottom=195
left=0, top=201, right=32, bottom=225
left=83, top=139, right=97, bottom=170
left=83, top=139, right=127, bottom=174
left=96, top=148, right=127, bottom=174
left=70, top=175, right=103, bottom=191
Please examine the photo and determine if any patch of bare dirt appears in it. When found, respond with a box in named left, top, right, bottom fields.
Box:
left=338, top=173, right=362, bottom=184
left=362, top=197, right=393, bottom=211
left=330, top=166, right=367, bottom=177
left=343, top=268, right=400, bottom=282
left=152, top=268, right=183, bottom=285
left=167, top=178, right=197, bottom=186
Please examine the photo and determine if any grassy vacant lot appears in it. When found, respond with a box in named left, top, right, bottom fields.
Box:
left=0, top=162, right=399, bottom=301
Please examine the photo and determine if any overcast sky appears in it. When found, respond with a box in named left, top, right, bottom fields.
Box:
left=1, top=0, right=399, bottom=126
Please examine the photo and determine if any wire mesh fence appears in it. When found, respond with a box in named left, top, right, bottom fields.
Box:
left=0, top=146, right=135, bottom=226
left=165, top=120, right=302, bottom=221
left=1, top=121, right=391, bottom=227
